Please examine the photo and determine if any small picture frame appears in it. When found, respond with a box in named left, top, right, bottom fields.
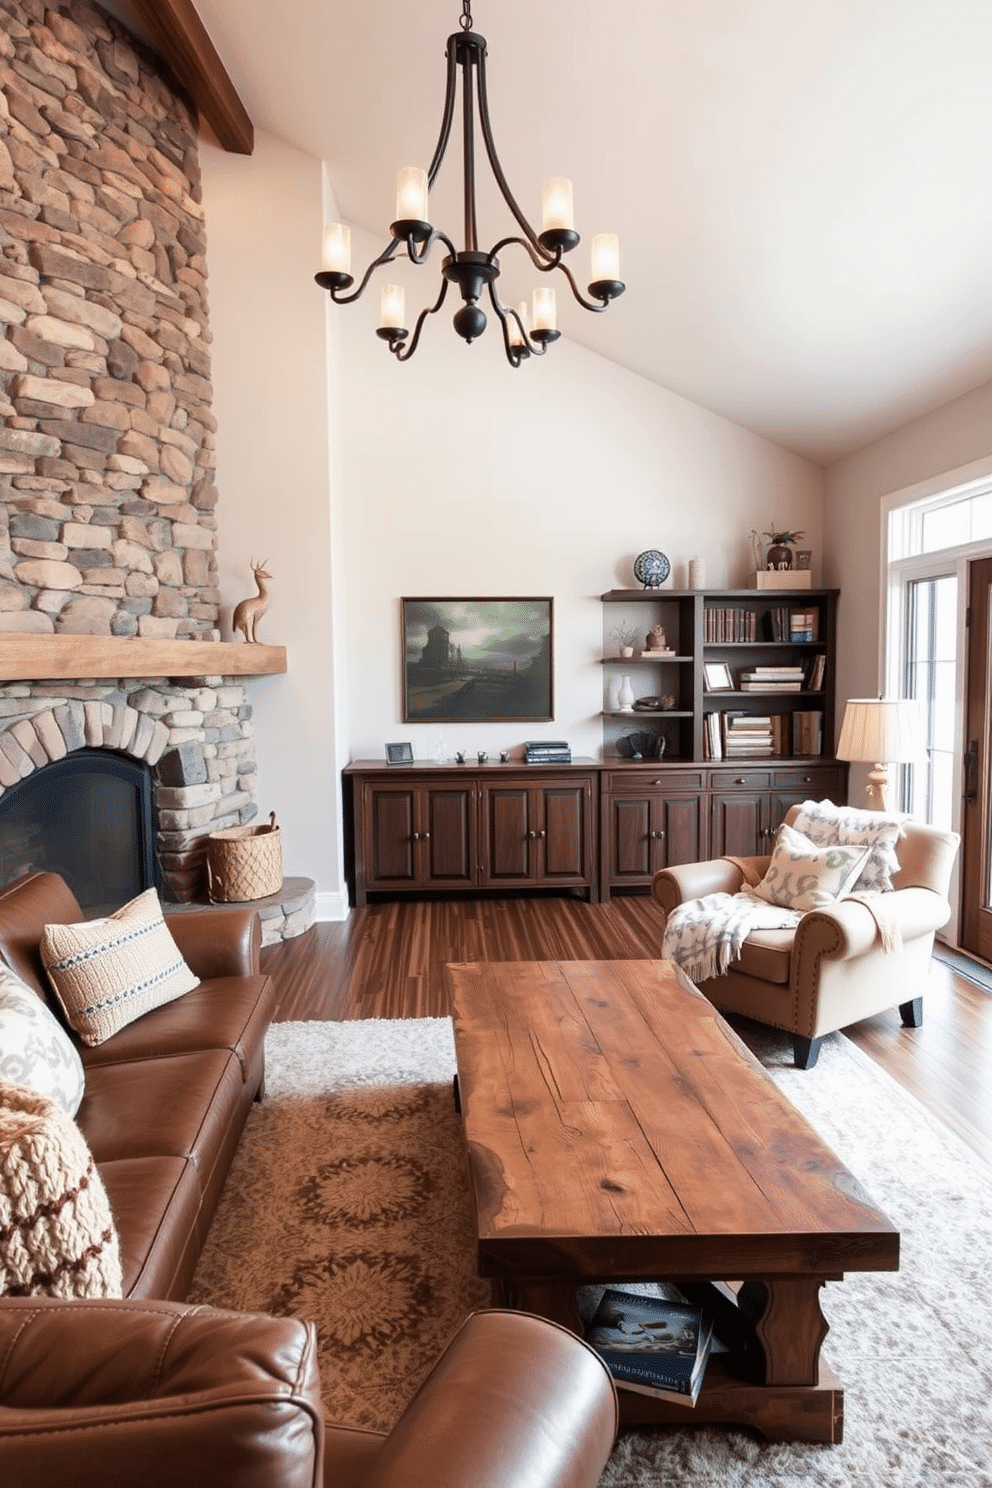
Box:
left=704, top=661, right=735, bottom=692
left=385, top=741, right=414, bottom=765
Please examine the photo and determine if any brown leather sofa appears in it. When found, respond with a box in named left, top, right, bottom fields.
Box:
left=652, top=807, right=960, bottom=1068
left=0, top=869, right=272, bottom=1300
left=0, top=872, right=619, bottom=1486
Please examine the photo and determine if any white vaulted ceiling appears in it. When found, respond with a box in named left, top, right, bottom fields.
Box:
left=109, top=0, right=992, bottom=465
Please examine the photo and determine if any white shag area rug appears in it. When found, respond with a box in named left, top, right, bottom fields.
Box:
left=188, top=1017, right=992, bottom=1486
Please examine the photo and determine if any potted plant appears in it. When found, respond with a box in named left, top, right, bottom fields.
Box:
left=763, top=524, right=806, bottom=571
left=611, top=620, right=638, bottom=657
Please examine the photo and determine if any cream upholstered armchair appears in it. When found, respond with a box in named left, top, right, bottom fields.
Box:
left=652, top=803, right=960, bottom=1069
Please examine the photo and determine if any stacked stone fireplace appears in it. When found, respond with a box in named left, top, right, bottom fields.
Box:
left=1, top=4, right=313, bottom=941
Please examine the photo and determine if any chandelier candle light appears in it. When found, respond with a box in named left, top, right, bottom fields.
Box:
left=314, top=1, right=625, bottom=365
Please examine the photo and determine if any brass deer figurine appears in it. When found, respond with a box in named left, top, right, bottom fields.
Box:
left=232, top=560, right=272, bottom=644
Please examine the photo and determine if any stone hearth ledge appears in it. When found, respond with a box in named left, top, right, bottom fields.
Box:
left=0, top=636, right=287, bottom=681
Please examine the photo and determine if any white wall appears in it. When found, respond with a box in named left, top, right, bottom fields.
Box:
left=339, top=224, right=823, bottom=765
left=199, top=167, right=826, bottom=912
left=824, top=378, right=992, bottom=722
left=200, top=130, right=348, bottom=918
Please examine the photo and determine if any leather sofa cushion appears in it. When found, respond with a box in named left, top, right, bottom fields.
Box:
left=80, top=976, right=275, bottom=1086
left=79, top=1051, right=243, bottom=1168
left=99, top=1157, right=205, bottom=1300
left=732, top=926, right=794, bottom=984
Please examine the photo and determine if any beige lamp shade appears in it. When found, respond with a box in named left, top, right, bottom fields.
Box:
left=836, top=697, right=927, bottom=810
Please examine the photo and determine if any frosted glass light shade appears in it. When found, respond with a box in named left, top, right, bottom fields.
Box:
left=396, top=167, right=429, bottom=221
left=322, top=223, right=351, bottom=274
left=542, top=176, right=574, bottom=232
left=508, top=301, right=528, bottom=347
left=591, top=232, right=620, bottom=281
left=532, top=287, right=557, bottom=333
left=380, top=284, right=406, bottom=330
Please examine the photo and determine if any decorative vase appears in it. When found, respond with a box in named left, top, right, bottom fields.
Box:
left=688, top=556, right=706, bottom=589
left=617, top=675, right=635, bottom=712
left=766, top=543, right=794, bottom=570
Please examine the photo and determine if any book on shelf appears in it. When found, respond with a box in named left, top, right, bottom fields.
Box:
left=792, top=711, right=823, bottom=755
left=807, top=654, right=826, bottom=690
left=788, top=607, right=818, bottom=642
left=583, top=1286, right=715, bottom=1405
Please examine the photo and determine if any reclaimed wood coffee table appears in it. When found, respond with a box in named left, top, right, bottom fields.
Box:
left=446, top=957, right=899, bottom=1444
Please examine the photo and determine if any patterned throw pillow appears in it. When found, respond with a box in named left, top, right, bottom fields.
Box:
left=0, top=1078, right=122, bottom=1298
left=755, top=822, right=871, bottom=913
left=791, top=799, right=906, bottom=893
left=41, top=888, right=199, bottom=1047
left=0, top=964, right=85, bottom=1117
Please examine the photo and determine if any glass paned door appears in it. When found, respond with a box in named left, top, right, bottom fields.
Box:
left=904, top=574, right=957, bottom=830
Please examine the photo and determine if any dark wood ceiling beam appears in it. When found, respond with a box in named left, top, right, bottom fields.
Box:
left=131, top=0, right=254, bottom=155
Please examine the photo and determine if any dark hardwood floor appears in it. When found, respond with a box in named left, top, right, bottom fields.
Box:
left=260, top=892, right=992, bottom=1168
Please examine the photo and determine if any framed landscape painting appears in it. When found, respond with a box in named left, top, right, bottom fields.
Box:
left=402, top=597, right=554, bottom=723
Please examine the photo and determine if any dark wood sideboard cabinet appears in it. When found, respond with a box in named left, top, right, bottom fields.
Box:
left=343, top=588, right=849, bottom=906
left=343, top=762, right=599, bottom=907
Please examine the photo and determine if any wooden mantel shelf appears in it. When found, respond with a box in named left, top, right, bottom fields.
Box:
left=0, top=635, right=287, bottom=682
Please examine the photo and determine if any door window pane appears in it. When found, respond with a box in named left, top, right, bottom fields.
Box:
left=904, top=574, right=956, bottom=831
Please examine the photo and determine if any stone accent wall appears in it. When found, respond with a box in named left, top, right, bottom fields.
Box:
left=0, top=0, right=220, bottom=638
left=0, top=675, right=257, bottom=901
left=0, top=4, right=302, bottom=925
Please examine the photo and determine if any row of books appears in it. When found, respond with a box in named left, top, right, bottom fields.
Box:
left=738, top=657, right=826, bottom=692
left=704, top=710, right=824, bottom=759
left=704, top=606, right=758, bottom=642
left=767, top=606, right=819, bottom=642
left=703, top=605, right=822, bottom=644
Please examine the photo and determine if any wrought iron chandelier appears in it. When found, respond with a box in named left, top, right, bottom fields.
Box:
left=314, top=0, right=625, bottom=366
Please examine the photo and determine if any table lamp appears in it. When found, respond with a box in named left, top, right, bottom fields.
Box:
left=835, top=697, right=927, bottom=812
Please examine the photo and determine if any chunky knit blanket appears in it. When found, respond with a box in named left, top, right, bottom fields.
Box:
left=661, top=889, right=801, bottom=984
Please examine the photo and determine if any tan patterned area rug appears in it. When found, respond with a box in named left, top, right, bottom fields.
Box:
left=188, top=1016, right=992, bottom=1485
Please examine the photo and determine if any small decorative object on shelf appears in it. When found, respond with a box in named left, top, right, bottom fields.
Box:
left=644, top=623, right=670, bottom=652
left=617, top=675, right=635, bottom=711
left=611, top=620, right=639, bottom=657
left=762, top=524, right=806, bottom=571
left=633, top=549, right=671, bottom=588
left=688, top=556, right=706, bottom=588
left=232, top=559, right=272, bottom=643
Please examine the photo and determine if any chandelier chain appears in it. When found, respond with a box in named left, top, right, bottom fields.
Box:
left=460, top=1, right=473, bottom=31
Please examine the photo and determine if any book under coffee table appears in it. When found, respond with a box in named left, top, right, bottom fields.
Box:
left=446, top=957, right=899, bottom=1444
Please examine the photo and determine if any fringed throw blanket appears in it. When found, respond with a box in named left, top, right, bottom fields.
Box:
left=661, top=889, right=801, bottom=984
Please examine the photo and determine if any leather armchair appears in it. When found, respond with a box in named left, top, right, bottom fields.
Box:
left=652, top=807, right=959, bottom=1068
left=0, top=1301, right=617, bottom=1488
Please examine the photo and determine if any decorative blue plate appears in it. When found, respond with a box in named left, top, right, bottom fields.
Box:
left=633, top=549, right=671, bottom=588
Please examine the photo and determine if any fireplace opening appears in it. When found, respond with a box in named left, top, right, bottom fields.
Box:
left=0, top=749, right=159, bottom=917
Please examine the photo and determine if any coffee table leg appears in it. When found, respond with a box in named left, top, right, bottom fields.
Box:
left=739, top=1278, right=830, bottom=1386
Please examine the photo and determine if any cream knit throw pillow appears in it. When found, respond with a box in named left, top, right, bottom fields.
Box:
left=0, top=1079, right=123, bottom=1298
left=41, top=888, right=199, bottom=1046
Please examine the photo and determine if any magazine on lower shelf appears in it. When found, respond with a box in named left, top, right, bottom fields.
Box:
left=582, top=1286, right=715, bottom=1404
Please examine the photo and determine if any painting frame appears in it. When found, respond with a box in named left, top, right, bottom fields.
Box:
left=402, top=597, right=554, bottom=724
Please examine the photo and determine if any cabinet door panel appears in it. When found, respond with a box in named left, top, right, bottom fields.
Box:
left=540, top=785, right=589, bottom=880
left=610, top=796, right=654, bottom=880
left=711, top=792, right=765, bottom=857
left=367, top=788, right=417, bottom=885
left=482, top=786, right=532, bottom=881
left=660, top=795, right=705, bottom=867
left=425, top=787, right=476, bottom=884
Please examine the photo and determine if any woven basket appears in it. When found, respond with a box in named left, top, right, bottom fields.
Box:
left=206, top=812, right=282, bottom=902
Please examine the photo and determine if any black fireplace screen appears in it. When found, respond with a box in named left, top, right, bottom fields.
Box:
left=0, top=749, right=158, bottom=916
